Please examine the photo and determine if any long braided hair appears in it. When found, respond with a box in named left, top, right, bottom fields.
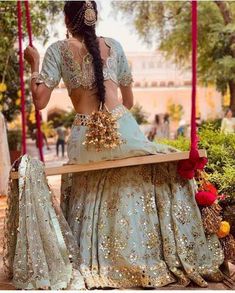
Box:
left=64, top=1, right=105, bottom=106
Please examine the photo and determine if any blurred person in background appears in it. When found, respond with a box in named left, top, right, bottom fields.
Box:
left=162, top=113, right=170, bottom=139
left=221, top=108, right=235, bottom=134
left=56, top=124, right=67, bottom=157
left=147, top=114, right=161, bottom=141
left=33, top=128, right=50, bottom=151
left=177, top=118, right=187, bottom=137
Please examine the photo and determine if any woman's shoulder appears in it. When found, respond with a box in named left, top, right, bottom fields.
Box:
left=44, top=40, right=63, bottom=55
left=103, top=37, right=124, bottom=51
left=46, top=39, right=69, bottom=52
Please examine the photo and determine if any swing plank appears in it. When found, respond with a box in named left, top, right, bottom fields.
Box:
left=10, top=149, right=206, bottom=180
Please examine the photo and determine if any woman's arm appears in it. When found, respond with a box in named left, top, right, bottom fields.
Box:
left=30, top=82, right=52, bottom=110
left=24, top=44, right=61, bottom=110
left=24, top=46, right=53, bottom=110
left=120, top=85, right=133, bottom=110
left=116, top=40, right=133, bottom=109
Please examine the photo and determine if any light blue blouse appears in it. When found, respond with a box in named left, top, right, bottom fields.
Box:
left=36, top=37, right=133, bottom=95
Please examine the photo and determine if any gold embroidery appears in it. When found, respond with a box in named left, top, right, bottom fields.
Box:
left=152, top=164, right=170, bottom=186
left=173, top=201, right=192, bottom=225
left=99, top=234, right=127, bottom=262
left=60, top=164, right=224, bottom=289
left=140, top=192, right=156, bottom=214
left=80, top=264, right=175, bottom=289
left=118, top=73, right=133, bottom=86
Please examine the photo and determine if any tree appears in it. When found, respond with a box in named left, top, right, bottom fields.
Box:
left=0, top=0, right=63, bottom=122
left=166, top=100, right=184, bottom=122
left=130, top=103, right=149, bottom=124
left=113, top=1, right=235, bottom=113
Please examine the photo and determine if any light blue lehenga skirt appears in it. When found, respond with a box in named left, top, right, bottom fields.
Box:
left=60, top=105, right=224, bottom=288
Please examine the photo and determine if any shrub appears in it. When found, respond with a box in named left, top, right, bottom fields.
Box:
left=166, top=101, right=184, bottom=122
left=199, top=124, right=235, bottom=197
left=41, top=121, right=56, bottom=138
left=200, top=118, right=222, bottom=131
left=51, top=110, right=76, bottom=128
left=7, top=129, right=22, bottom=151
left=159, top=135, right=190, bottom=151
left=158, top=123, right=235, bottom=197
left=130, top=103, right=149, bottom=125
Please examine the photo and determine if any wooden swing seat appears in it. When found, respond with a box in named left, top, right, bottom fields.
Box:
left=10, top=149, right=207, bottom=180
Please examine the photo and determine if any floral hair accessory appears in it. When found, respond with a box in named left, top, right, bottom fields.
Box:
left=84, top=1, right=97, bottom=26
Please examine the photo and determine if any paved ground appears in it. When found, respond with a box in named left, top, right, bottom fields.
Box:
left=0, top=140, right=234, bottom=290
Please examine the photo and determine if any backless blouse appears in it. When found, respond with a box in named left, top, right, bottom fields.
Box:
left=36, top=37, right=133, bottom=95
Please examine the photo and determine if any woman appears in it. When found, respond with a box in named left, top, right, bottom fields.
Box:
left=148, top=114, right=160, bottom=141
left=221, top=108, right=235, bottom=134
left=20, top=1, right=224, bottom=289
left=163, top=113, right=170, bottom=139
left=148, top=114, right=167, bottom=141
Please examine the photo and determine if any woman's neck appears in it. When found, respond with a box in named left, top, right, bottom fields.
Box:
left=70, top=36, right=84, bottom=43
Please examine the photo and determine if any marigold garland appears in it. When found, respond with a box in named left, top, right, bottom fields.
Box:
left=0, top=82, right=7, bottom=92
left=217, top=221, right=230, bottom=238
left=201, top=182, right=218, bottom=195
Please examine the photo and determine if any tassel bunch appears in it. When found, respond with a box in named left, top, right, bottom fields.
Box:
left=220, top=234, right=235, bottom=262
left=83, top=110, right=123, bottom=152
left=201, top=204, right=222, bottom=234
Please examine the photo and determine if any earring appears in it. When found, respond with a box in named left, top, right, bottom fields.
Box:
left=66, top=29, right=69, bottom=39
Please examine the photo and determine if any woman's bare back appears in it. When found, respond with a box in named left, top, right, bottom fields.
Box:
left=67, top=37, right=121, bottom=114
left=26, top=36, right=133, bottom=111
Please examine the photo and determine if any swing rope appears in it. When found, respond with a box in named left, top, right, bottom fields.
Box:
left=17, top=0, right=44, bottom=162
left=191, top=0, right=198, bottom=153
left=17, top=1, right=27, bottom=155
left=24, top=0, right=44, bottom=162
left=177, top=0, right=208, bottom=179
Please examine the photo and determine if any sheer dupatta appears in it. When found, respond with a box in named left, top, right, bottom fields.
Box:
left=3, top=155, right=85, bottom=290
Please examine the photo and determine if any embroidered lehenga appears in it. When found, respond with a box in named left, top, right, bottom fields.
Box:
left=5, top=38, right=224, bottom=290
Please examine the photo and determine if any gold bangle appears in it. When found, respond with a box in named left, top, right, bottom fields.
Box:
left=31, top=72, right=39, bottom=82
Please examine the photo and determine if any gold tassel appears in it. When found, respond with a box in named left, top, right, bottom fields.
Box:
left=220, top=234, right=235, bottom=262
left=83, top=108, right=123, bottom=152
left=201, top=203, right=222, bottom=234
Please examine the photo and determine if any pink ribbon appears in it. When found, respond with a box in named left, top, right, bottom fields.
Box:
left=17, top=1, right=27, bottom=155
left=17, top=0, right=44, bottom=161
left=24, top=0, right=44, bottom=162
left=177, top=0, right=207, bottom=179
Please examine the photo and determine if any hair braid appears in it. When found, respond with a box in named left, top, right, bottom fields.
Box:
left=64, top=1, right=106, bottom=106
left=83, top=27, right=106, bottom=106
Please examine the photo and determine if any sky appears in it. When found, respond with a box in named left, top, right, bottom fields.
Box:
left=35, top=0, right=154, bottom=54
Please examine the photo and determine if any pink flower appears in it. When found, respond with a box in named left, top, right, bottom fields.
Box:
left=201, top=182, right=217, bottom=195
left=195, top=191, right=217, bottom=206
left=217, top=194, right=230, bottom=201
